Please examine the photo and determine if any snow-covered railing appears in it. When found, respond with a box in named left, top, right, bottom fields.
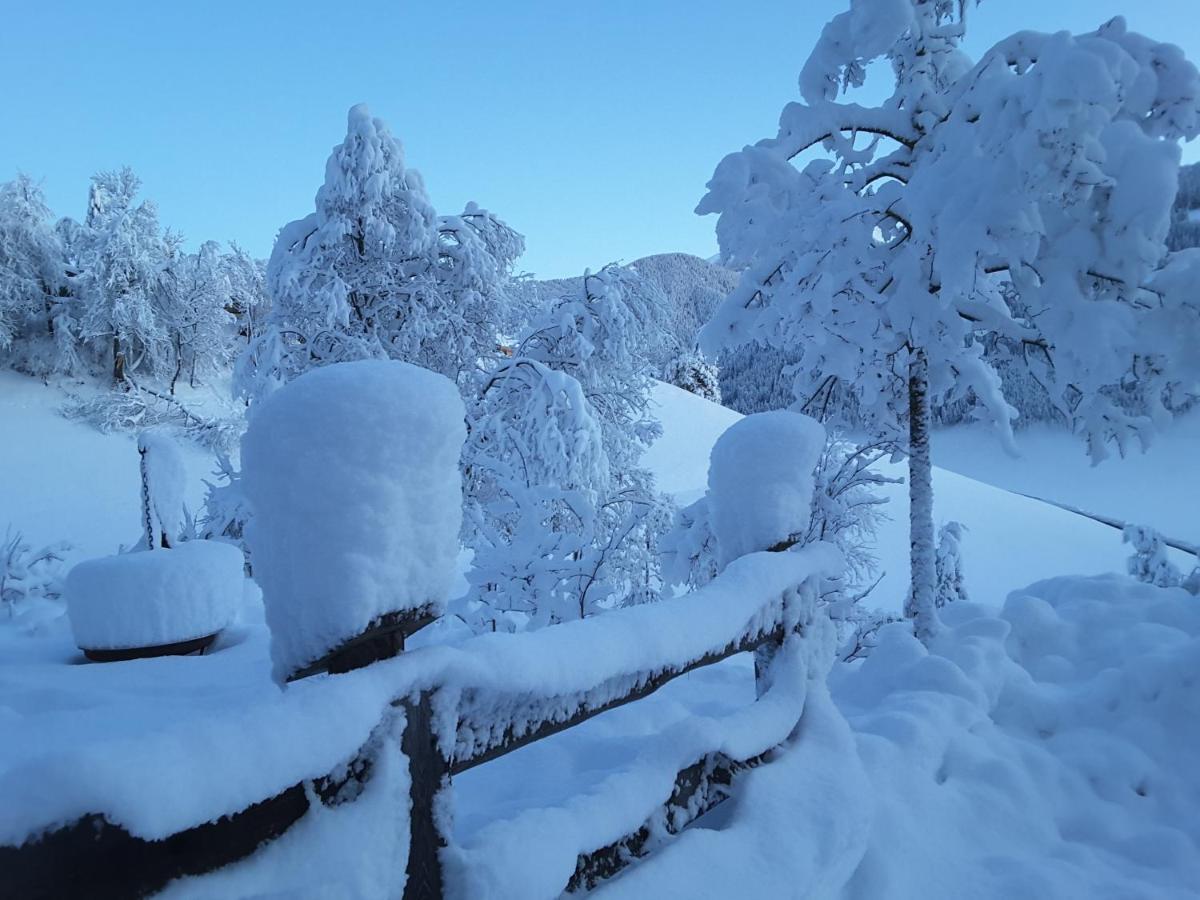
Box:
left=0, top=545, right=837, bottom=900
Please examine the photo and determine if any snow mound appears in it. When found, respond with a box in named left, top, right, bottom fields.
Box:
left=832, top=576, right=1200, bottom=898
left=66, top=540, right=243, bottom=650
left=603, top=575, right=1200, bottom=897
left=241, top=360, right=466, bottom=683
left=707, top=410, right=825, bottom=565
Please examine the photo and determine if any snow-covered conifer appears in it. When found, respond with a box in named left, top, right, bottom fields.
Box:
left=665, top=351, right=721, bottom=403
left=934, top=521, right=968, bottom=607
left=699, top=3, right=1200, bottom=642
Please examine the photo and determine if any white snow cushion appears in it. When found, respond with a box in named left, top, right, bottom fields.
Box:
left=67, top=540, right=244, bottom=650
left=241, top=359, right=466, bottom=683
left=708, top=410, right=826, bottom=566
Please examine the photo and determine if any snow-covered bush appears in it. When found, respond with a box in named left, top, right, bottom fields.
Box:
left=0, top=529, right=70, bottom=618
left=242, top=359, right=465, bottom=682
left=708, top=411, right=826, bottom=566
left=1124, top=524, right=1183, bottom=588
left=934, top=521, right=968, bottom=607
left=659, top=497, right=721, bottom=593
left=198, top=453, right=251, bottom=561
left=66, top=539, right=243, bottom=652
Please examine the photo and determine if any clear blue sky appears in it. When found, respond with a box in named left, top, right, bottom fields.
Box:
left=2, top=1, right=1196, bottom=278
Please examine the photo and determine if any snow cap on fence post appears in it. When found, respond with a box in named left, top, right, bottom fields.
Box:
left=707, top=410, right=825, bottom=567
left=241, top=360, right=466, bottom=684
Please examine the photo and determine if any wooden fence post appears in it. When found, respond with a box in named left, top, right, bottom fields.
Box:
left=401, top=692, right=448, bottom=900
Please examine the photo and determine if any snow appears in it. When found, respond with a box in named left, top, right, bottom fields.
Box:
left=2, top=374, right=1198, bottom=898
left=137, top=427, right=188, bottom=547
left=707, top=410, right=825, bottom=565
left=66, top=539, right=243, bottom=650
left=0, top=370, right=215, bottom=560
left=241, top=359, right=466, bottom=683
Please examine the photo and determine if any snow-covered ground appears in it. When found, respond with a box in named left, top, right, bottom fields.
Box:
left=2, top=374, right=1197, bottom=898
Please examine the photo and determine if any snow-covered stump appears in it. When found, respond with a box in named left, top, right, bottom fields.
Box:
left=66, top=540, right=244, bottom=661
left=241, top=360, right=465, bottom=684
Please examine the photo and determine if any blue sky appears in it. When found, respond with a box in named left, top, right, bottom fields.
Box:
left=2, top=1, right=1196, bottom=277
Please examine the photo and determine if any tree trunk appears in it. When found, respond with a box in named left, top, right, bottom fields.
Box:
left=112, top=338, right=126, bottom=385
left=904, top=347, right=939, bottom=643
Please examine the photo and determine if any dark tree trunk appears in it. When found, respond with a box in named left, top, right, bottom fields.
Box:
left=904, top=347, right=939, bottom=643
left=112, top=337, right=126, bottom=385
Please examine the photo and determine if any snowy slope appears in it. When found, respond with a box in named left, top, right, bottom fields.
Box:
left=0, top=371, right=216, bottom=560
left=647, top=382, right=1191, bottom=612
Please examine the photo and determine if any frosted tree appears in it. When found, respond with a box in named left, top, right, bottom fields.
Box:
left=699, top=2, right=1200, bottom=641
left=160, top=240, right=236, bottom=392
left=665, top=350, right=721, bottom=403
left=222, top=244, right=268, bottom=344
left=0, top=176, right=73, bottom=373
left=461, top=356, right=609, bottom=629
left=933, top=521, right=967, bottom=607
left=525, top=266, right=671, bottom=609
left=78, top=168, right=171, bottom=383
left=240, top=105, right=522, bottom=404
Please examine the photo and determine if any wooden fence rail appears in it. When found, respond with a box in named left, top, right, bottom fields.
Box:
left=1, top=561, right=828, bottom=900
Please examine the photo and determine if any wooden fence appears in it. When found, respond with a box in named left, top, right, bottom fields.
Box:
left=1, top=550, right=833, bottom=900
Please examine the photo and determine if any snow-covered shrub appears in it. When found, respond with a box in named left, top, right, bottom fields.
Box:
left=708, top=411, right=826, bottom=566
left=664, top=351, right=721, bottom=403
left=66, top=539, right=243, bottom=652
left=0, top=529, right=70, bottom=618
left=242, top=359, right=465, bottom=682
left=198, top=453, right=250, bottom=562
left=659, top=497, right=721, bottom=593
left=934, top=521, right=968, bottom=607
left=1124, top=525, right=1183, bottom=588
left=138, top=428, right=188, bottom=550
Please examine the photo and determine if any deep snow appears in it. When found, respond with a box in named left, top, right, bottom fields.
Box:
left=1, top=374, right=1197, bottom=898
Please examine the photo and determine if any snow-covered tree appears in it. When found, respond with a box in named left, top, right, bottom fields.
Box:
left=526, top=266, right=671, bottom=609
left=462, top=265, right=672, bottom=627
left=699, top=3, right=1200, bottom=641
left=161, top=240, right=236, bottom=392
left=78, top=168, right=171, bottom=383
left=240, top=105, right=522, bottom=404
left=460, top=357, right=608, bottom=629
left=665, top=350, right=721, bottom=403
left=222, top=243, right=268, bottom=344
left=933, top=521, right=967, bottom=607
left=0, top=176, right=73, bottom=373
